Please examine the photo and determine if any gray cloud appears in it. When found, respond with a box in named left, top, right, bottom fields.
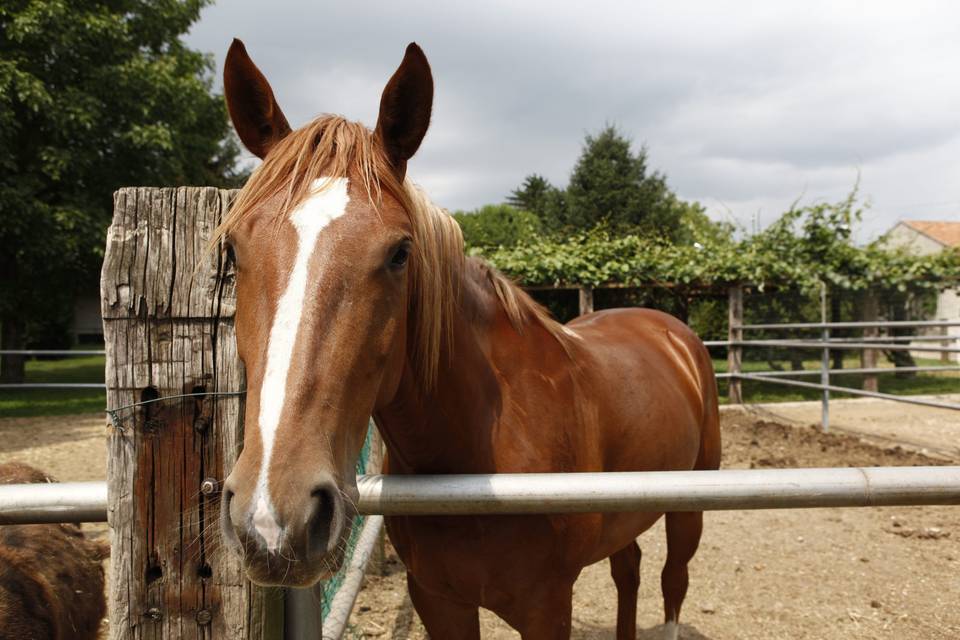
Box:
left=187, top=1, right=960, bottom=240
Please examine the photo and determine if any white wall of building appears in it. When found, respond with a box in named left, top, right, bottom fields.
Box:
left=883, top=222, right=959, bottom=363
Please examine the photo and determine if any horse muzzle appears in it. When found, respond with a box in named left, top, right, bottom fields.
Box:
left=219, top=473, right=355, bottom=586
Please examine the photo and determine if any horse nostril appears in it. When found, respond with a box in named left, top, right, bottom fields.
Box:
left=222, top=487, right=235, bottom=519
left=306, top=482, right=344, bottom=558
left=220, top=487, right=241, bottom=549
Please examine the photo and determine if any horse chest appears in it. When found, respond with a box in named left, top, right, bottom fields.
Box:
left=386, top=513, right=597, bottom=604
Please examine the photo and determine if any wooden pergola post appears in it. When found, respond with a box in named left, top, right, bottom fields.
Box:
left=101, top=187, right=286, bottom=640
left=578, top=286, right=594, bottom=316
left=727, top=285, right=744, bottom=404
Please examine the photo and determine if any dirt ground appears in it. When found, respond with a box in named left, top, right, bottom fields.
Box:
left=0, top=411, right=957, bottom=639
left=348, top=413, right=959, bottom=639
left=0, top=413, right=107, bottom=481
left=0, top=413, right=107, bottom=547
left=740, top=394, right=960, bottom=461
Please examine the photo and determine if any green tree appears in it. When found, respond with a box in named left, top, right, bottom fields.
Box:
left=507, top=173, right=567, bottom=229
left=564, top=125, right=681, bottom=237
left=453, top=204, right=541, bottom=249
left=507, top=174, right=549, bottom=211
left=0, top=0, right=244, bottom=381
left=674, top=198, right=735, bottom=246
left=507, top=174, right=549, bottom=214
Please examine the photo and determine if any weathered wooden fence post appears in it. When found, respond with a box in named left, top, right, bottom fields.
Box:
left=940, top=322, right=951, bottom=365
left=861, top=293, right=879, bottom=392
left=727, top=285, right=743, bottom=404
left=101, top=187, right=284, bottom=640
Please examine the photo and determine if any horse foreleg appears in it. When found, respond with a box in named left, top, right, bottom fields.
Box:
left=609, top=540, right=642, bottom=639
left=502, top=580, right=574, bottom=640
left=407, top=573, right=480, bottom=640
left=660, top=511, right=704, bottom=640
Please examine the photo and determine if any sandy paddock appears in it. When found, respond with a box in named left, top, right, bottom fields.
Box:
left=0, top=409, right=957, bottom=639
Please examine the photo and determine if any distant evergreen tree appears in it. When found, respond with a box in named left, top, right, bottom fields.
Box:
left=507, top=126, right=706, bottom=239
left=507, top=173, right=568, bottom=230
left=507, top=174, right=551, bottom=214
left=565, top=125, right=680, bottom=237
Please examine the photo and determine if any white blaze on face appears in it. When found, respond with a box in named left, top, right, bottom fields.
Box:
left=253, top=493, right=281, bottom=552
left=252, top=177, right=350, bottom=551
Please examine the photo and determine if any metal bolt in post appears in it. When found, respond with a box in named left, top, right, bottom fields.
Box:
left=200, top=478, right=219, bottom=495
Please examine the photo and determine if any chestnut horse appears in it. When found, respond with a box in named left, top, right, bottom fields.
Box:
left=218, top=40, right=720, bottom=640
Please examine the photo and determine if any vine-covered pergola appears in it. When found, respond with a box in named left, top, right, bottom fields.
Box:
left=480, top=227, right=960, bottom=300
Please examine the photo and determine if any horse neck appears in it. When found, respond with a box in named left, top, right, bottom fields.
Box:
left=373, top=270, right=524, bottom=474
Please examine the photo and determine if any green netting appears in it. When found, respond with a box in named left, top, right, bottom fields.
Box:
left=319, top=420, right=374, bottom=619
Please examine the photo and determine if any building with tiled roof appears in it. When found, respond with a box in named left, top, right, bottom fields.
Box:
left=904, top=220, right=960, bottom=247
left=883, top=219, right=959, bottom=362
left=887, top=220, right=960, bottom=253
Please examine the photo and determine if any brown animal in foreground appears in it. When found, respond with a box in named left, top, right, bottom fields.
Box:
left=218, top=39, right=720, bottom=640
left=0, top=462, right=108, bottom=640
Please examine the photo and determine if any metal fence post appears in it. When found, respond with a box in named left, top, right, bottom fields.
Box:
left=820, top=283, right=830, bottom=432
left=727, top=285, right=743, bottom=404
left=285, top=587, right=323, bottom=640
left=366, top=428, right=386, bottom=577
left=821, top=326, right=831, bottom=432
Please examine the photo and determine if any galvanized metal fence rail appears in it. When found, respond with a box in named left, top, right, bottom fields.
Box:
left=715, top=317, right=960, bottom=429
left=3, top=466, right=960, bottom=525
left=0, top=480, right=107, bottom=524
left=5, top=329, right=955, bottom=394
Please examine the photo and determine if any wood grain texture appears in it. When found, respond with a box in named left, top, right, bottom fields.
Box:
left=861, top=293, right=879, bottom=393
left=102, top=187, right=283, bottom=640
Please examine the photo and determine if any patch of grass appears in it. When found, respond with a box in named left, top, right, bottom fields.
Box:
left=0, top=351, right=105, bottom=418
left=712, top=355, right=960, bottom=404
left=0, top=390, right=106, bottom=418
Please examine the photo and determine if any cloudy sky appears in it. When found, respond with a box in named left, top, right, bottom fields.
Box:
left=186, top=1, right=960, bottom=241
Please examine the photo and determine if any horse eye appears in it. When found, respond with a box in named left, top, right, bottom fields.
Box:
left=389, top=243, right=410, bottom=269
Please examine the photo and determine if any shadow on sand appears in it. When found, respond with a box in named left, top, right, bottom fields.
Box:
left=385, top=592, right=713, bottom=640
left=573, top=621, right=711, bottom=639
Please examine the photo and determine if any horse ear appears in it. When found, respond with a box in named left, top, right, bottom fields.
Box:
left=375, top=43, right=434, bottom=177
left=223, top=39, right=292, bottom=159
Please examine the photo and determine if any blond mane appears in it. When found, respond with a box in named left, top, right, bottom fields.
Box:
left=213, top=115, right=570, bottom=389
